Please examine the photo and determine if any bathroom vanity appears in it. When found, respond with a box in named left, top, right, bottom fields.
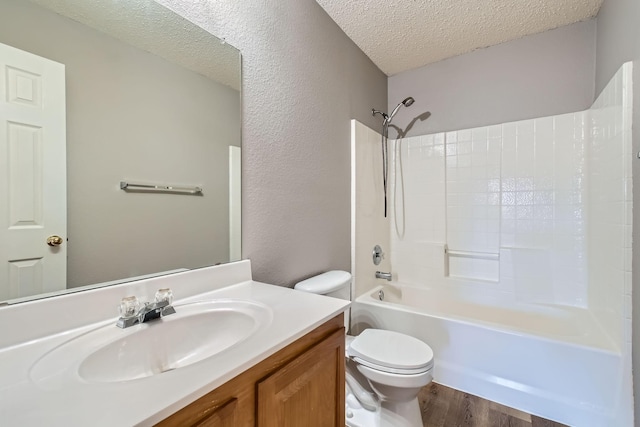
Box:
left=159, top=314, right=344, bottom=426
left=0, top=261, right=349, bottom=426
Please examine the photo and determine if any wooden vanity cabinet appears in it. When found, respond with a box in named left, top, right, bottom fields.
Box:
left=156, top=314, right=345, bottom=427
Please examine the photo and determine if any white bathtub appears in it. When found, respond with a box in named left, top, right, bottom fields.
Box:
left=351, top=284, right=624, bottom=427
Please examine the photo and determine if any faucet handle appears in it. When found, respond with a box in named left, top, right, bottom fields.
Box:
left=155, top=288, right=173, bottom=305
left=156, top=288, right=176, bottom=317
left=119, top=296, right=141, bottom=319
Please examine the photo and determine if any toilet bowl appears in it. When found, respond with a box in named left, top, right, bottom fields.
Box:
left=347, top=329, right=433, bottom=427
left=294, top=271, right=435, bottom=427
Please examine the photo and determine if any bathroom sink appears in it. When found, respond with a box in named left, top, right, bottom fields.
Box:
left=30, top=299, right=273, bottom=386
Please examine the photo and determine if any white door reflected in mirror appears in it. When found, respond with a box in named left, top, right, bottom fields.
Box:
left=0, top=42, right=67, bottom=300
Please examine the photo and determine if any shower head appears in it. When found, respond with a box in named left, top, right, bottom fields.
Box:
left=388, top=96, right=415, bottom=122
left=371, top=96, right=415, bottom=219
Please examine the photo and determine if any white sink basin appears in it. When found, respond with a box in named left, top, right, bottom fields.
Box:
left=30, top=299, right=272, bottom=386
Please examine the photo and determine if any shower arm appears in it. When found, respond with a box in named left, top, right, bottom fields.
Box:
left=372, top=109, right=389, bottom=123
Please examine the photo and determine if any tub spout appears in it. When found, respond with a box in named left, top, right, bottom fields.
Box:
left=375, top=271, right=392, bottom=281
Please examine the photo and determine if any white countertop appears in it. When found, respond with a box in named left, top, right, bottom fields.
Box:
left=0, top=262, right=349, bottom=426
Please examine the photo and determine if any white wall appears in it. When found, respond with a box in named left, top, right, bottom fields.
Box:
left=158, top=0, right=388, bottom=287
left=351, top=121, right=391, bottom=299
left=388, top=20, right=596, bottom=137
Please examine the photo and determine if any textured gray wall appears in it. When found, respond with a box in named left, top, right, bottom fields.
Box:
left=387, top=20, right=596, bottom=137
left=594, top=0, right=640, bottom=419
left=159, top=0, right=387, bottom=286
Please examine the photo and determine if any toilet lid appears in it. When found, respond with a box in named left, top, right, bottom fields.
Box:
left=348, top=329, right=433, bottom=373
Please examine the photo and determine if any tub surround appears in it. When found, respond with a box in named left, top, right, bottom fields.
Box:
left=0, top=260, right=349, bottom=426
left=351, top=62, right=633, bottom=425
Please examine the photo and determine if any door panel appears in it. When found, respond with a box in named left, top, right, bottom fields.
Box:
left=257, top=328, right=345, bottom=427
left=0, top=42, right=66, bottom=300
left=193, top=398, right=238, bottom=427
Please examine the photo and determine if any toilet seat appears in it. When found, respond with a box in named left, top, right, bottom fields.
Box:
left=348, top=329, right=434, bottom=375
left=351, top=356, right=431, bottom=375
left=356, top=363, right=434, bottom=389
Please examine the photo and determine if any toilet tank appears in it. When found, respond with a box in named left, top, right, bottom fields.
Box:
left=294, top=270, right=351, bottom=300
left=294, top=271, right=351, bottom=331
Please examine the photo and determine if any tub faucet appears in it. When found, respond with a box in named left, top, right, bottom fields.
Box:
left=375, top=271, right=392, bottom=281
left=116, top=288, right=176, bottom=328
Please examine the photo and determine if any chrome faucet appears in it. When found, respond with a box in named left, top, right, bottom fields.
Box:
left=116, top=288, right=176, bottom=328
left=375, top=271, right=392, bottom=281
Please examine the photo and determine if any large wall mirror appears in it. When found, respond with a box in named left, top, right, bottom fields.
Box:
left=0, top=0, right=241, bottom=304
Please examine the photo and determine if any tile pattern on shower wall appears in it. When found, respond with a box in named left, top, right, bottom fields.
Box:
left=389, top=133, right=446, bottom=285
left=445, top=126, right=501, bottom=281
left=432, top=112, right=588, bottom=301
left=446, top=126, right=501, bottom=254
left=390, top=115, right=589, bottom=299
left=390, top=111, right=603, bottom=307
left=499, top=113, right=588, bottom=305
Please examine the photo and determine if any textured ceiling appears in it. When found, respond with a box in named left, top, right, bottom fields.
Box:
left=28, top=0, right=240, bottom=90
left=315, top=0, right=604, bottom=76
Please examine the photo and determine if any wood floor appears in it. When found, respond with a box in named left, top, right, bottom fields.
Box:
left=418, top=383, right=568, bottom=427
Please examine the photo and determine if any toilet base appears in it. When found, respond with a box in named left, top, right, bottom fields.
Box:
left=345, top=393, right=377, bottom=427
left=346, top=389, right=422, bottom=427
left=380, top=397, right=422, bottom=427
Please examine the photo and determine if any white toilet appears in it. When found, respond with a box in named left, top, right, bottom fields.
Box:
left=295, top=271, right=434, bottom=427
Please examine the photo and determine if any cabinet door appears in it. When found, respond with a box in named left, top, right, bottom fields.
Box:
left=157, top=389, right=252, bottom=427
left=257, top=327, right=345, bottom=427
left=192, top=398, right=238, bottom=427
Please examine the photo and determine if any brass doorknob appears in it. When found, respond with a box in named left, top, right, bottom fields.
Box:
left=47, top=235, right=63, bottom=246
